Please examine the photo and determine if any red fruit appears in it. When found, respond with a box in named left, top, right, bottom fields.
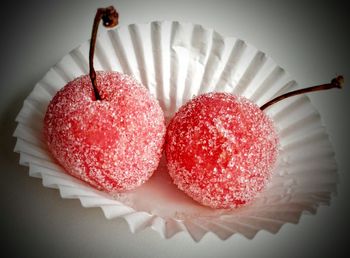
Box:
left=44, top=71, right=165, bottom=192
left=165, top=92, right=279, bottom=209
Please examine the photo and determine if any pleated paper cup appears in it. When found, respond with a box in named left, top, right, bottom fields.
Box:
left=13, top=21, right=338, bottom=241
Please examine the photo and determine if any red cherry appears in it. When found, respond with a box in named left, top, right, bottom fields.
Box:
left=165, top=93, right=278, bottom=209
left=44, top=71, right=165, bottom=192
left=43, top=7, right=165, bottom=192
left=165, top=76, right=343, bottom=209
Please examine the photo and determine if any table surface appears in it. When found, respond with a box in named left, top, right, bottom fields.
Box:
left=1, top=1, right=349, bottom=257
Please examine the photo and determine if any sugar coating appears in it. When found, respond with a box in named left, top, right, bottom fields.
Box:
left=43, top=71, right=165, bottom=193
left=165, top=92, right=279, bottom=209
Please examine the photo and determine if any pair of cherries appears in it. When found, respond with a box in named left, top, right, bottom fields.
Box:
left=43, top=6, right=343, bottom=209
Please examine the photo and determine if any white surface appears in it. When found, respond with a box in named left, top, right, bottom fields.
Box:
left=1, top=0, right=349, bottom=257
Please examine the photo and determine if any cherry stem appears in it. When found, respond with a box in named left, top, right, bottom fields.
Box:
left=89, top=6, right=119, bottom=100
left=260, top=75, right=344, bottom=111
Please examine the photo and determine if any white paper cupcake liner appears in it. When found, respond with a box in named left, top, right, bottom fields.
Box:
left=13, top=21, right=338, bottom=241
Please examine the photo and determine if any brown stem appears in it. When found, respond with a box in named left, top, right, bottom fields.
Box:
left=89, top=6, right=119, bottom=100
left=260, top=75, right=344, bottom=111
